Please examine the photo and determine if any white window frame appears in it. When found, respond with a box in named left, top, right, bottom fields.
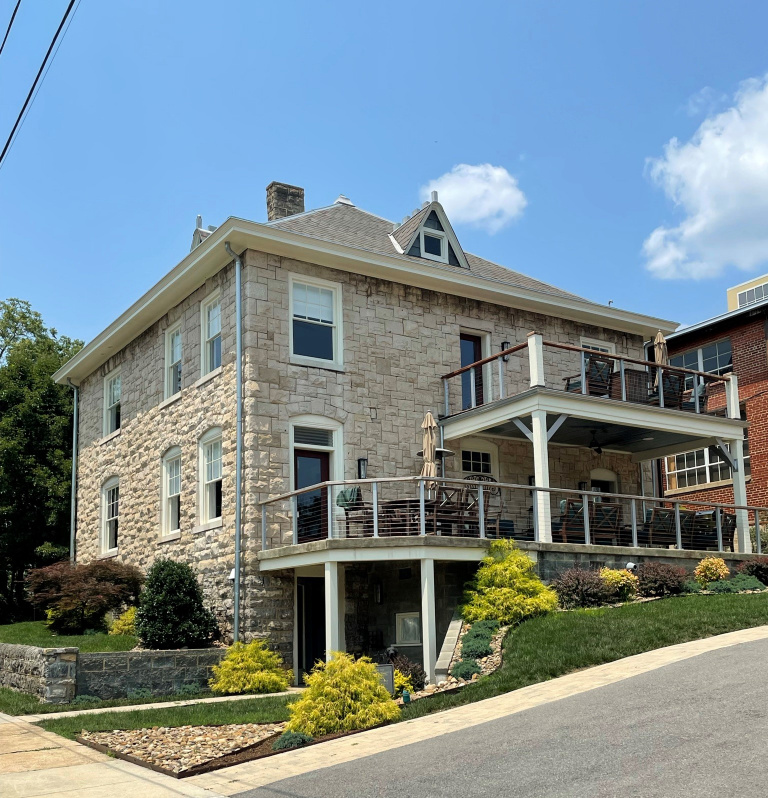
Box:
left=201, top=291, right=222, bottom=377
left=103, top=367, right=122, bottom=436
left=459, top=437, right=500, bottom=480
left=395, top=612, right=421, bottom=645
left=288, top=275, right=344, bottom=370
left=101, top=477, right=119, bottom=555
left=288, top=415, right=344, bottom=487
left=420, top=228, right=448, bottom=264
left=669, top=339, right=732, bottom=390
left=666, top=435, right=751, bottom=492
left=162, top=447, right=182, bottom=537
left=165, top=323, right=183, bottom=398
left=199, top=428, right=223, bottom=523
left=580, top=338, right=616, bottom=355
left=738, top=283, right=768, bottom=307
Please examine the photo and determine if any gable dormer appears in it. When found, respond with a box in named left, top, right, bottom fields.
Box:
left=390, top=193, right=469, bottom=269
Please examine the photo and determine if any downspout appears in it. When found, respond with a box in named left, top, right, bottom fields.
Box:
left=67, top=379, right=79, bottom=563
left=224, top=241, right=243, bottom=643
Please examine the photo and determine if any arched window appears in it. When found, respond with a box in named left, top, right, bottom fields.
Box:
left=199, top=428, right=223, bottom=523
left=162, top=447, right=182, bottom=536
left=101, top=477, right=119, bottom=554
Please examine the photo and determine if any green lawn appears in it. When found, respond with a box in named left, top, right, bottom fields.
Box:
left=400, top=592, right=768, bottom=720
left=0, top=621, right=136, bottom=652
left=37, top=695, right=295, bottom=740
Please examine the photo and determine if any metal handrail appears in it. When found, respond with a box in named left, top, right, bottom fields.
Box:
left=442, top=342, right=528, bottom=379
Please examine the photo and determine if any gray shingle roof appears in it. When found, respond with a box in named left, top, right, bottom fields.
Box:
left=391, top=208, right=427, bottom=251
left=269, top=201, right=590, bottom=303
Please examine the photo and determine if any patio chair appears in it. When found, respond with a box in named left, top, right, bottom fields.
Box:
left=462, top=474, right=503, bottom=537
left=647, top=371, right=685, bottom=410
left=644, top=507, right=677, bottom=548
left=335, top=485, right=373, bottom=538
left=681, top=381, right=709, bottom=413
left=563, top=355, right=613, bottom=397
left=590, top=502, right=622, bottom=545
left=721, top=512, right=737, bottom=552
left=557, top=498, right=586, bottom=543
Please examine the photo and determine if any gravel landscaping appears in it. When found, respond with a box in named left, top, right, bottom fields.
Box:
left=80, top=722, right=285, bottom=774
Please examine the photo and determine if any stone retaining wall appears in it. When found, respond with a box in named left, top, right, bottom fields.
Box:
left=0, top=644, right=77, bottom=704
left=76, top=648, right=226, bottom=700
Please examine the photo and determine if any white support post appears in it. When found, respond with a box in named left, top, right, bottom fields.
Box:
left=324, top=561, right=341, bottom=660
left=527, top=332, right=545, bottom=388
left=531, top=409, right=552, bottom=542
left=730, top=435, right=752, bottom=553
left=421, top=558, right=437, bottom=685
left=726, top=373, right=741, bottom=419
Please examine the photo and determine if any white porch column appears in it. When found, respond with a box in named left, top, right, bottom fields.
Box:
left=527, top=331, right=545, bottom=387
left=726, top=373, right=740, bottom=419
left=531, top=409, right=552, bottom=543
left=420, top=558, right=437, bottom=685
left=730, top=436, right=752, bottom=554
left=324, top=561, right=341, bottom=659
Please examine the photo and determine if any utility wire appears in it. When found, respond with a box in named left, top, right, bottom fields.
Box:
left=0, top=0, right=77, bottom=169
left=0, top=0, right=21, bottom=58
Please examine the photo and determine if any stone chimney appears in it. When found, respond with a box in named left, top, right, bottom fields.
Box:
left=266, top=181, right=305, bottom=221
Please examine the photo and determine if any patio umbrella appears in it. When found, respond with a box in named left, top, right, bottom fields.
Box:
left=653, top=330, right=668, bottom=388
left=420, top=411, right=438, bottom=487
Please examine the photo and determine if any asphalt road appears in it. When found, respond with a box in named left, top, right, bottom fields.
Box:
left=236, top=637, right=768, bottom=798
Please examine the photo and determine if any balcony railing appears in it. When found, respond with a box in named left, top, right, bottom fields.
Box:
left=440, top=334, right=737, bottom=419
left=260, top=476, right=765, bottom=554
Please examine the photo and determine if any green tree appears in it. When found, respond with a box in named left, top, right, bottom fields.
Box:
left=0, top=298, right=82, bottom=613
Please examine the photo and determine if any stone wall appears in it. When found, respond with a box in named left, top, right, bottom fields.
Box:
left=0, top=644, right=77, bottom=704
left=77, top=649, right=226, bottom=700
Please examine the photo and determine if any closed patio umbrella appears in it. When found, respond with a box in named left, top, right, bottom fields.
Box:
left=653, top=330, right=668, bottom=388
left=420, top=411, right=438, bottom=487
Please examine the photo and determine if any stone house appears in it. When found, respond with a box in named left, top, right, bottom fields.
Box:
left=54, top=182, right=752, bottom=685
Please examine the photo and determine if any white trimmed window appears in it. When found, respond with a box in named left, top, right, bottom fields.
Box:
left=666, top=433, right=751, bottom=491
left=580, top=338, right=615, bottom=355
left=670, top=340, right=732, bottom=390
left=200, top=429, right=222, bottom=522
left=420, top=229, right=448, bottom=263
left=201, top=293, right=222, bottom=375
left=162, top=448, right=182, bottom=535
left=103, top=369, right=121, bottom=435
left=101, top=478, right=119, bottom=553
left=395, top=612, right=421, bottom=645
left=459, top=438, right=499, bottom=479
left=165, top=324, right=182, bottom=397
left=289, top=276, right=343, bottom=367
left=738, top=283, right=768, bottom=307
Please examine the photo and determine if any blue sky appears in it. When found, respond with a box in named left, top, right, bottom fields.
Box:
left=2, top=0, right=768, bottom=343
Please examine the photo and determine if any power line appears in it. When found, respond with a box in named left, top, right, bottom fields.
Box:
left=0, top=0, right=21, bottom=58
left=0, top=0, right=77, bottom=169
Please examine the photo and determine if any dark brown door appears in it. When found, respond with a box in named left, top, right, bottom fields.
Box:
left=297, top=576, right=325, bottom=678
left=294, top=449, right=330, bottom=541
left=460, top=333, right=484, bottom=409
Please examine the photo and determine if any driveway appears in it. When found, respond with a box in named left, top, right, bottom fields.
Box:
left=233, top=636, right=768, bottom=798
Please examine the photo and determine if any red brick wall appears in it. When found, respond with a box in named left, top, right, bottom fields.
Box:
left=662, top=313, right=768, bottom=508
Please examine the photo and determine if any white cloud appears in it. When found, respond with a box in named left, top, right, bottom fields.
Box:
left=683, top=86, right=727, bottom=117
left=644, top=75, right=768, bottom=280
left=420, top=164, right=527, bottom=234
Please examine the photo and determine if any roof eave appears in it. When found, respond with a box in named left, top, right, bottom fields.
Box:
left=54, top=218, right=678, bottom=385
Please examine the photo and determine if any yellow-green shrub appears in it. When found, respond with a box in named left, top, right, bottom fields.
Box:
left=461, top=540, right=558, bottom=624
left=286, top=652, right=400, bottom=736
left=694, top=556, right=730, bottom=587
left=599, top=568, right=639, bottom=602
left=209, top=640, right=290, bottom=695
left=394, top=669, right=413, bottom=697
left=108, top=607, right=136, bottom=636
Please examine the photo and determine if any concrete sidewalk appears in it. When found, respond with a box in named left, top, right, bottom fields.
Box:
left=0, top=712, right=222, bottom=798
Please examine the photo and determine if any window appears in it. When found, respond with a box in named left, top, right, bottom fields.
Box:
left=666, top=433, right=751, bottom=490
left=162, top=448, right=182, bottom=535
left=420, top=229, right=447, bottom=263
left=200, top=429, right=222, bottom=522
left=289, top=277, right=342, bottom=366
left=201, top=294, right=222, bottom=375
left=165, top=324, right=182, bottom=397
left=104, top=369, right=121, bottom=435
left=101, top=478, right=119, bottom=553
left=462, top=450, right=492, bottom=474
left=670, top=340, right=732, bottom=390
left=738, top=282, right=768, bottom=307
left=459, top=438, right=499, bottom=479
left=580, top=338, right=615, bottom=355
left=395, top=612, right=421, bottom=645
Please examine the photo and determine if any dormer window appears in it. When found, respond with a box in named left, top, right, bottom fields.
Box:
left=421, top=230, right=447, bottom=262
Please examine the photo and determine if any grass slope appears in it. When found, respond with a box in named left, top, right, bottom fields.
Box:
left=401, top=593, right=768, bottom=720
left=37, top=695, right=295, bottom=740
left=0, top=621, right=136, bottom=652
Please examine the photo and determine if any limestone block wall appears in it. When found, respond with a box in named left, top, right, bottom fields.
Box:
left=0, top=644, right=77, bottom=703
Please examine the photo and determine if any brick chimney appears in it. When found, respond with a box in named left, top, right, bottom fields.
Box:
left=266, top=181, right=305, bottom=221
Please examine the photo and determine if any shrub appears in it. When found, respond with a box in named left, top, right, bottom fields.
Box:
left=388, top=654, right=426, bottom=690
left=71, top=694, right=100, bottom=705
left=737, top=556, right=768, bottom=585
left=461, top=540, right=558, bottom=624
left=468, top=619, right=500, bottom=635
left=286, top=652, right=400, bottom=737
left=460, top=635, right=492, bottom=660
left=394, top=669, right=413, bottom=697
left=175, top=683, right=204, bottom=697
left=273, top=731, right=313, bottom=751
left=109, top=607, right=136, bottom=636
left=450, top=659, right=481, bottom=680
left=694, top=557, right=730, bottom=587
left=553, top=568, right=609, bottom=609
left=599, top=568, right=639, bottom=602
left=635, top=562, right=687, bottom=598
left=127, top=688, right=154, bottom=700
left=683, top=579, right=702, bottom=594
left=34, top=542, right=69, bottom=565
left=27, top=560, right=143, bottom=634
left=706, top=573, right=766, bottom=594
left=135, top=559, right=219, bottom=649
left=209, top=640, right=290, bottom=695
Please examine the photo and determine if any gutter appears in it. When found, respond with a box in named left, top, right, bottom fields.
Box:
left=224, top=242, right=243, bottom=643
left=67, top=379, right=79, bottom=563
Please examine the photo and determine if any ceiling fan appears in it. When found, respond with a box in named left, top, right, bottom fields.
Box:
left=588, top=429, right=603, bottom=455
